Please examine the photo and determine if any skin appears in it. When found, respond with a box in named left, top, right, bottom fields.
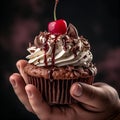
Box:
left=9, top=60, right=120, bottom=120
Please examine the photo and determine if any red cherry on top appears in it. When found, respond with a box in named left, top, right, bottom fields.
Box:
left=48, top=19, right=67, bottom=35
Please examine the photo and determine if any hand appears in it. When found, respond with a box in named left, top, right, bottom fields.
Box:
left=9, top=60, right=120, bottom=120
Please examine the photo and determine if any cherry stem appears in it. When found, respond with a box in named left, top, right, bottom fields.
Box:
left=54, top=0, right=59, bottom=21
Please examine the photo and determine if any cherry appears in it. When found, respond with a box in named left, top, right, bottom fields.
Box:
left=48, top=0, right=67, bottom=35
left=48, top=19, right=67, bottom=35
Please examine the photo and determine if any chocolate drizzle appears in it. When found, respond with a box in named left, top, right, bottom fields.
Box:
left=44, top=37, right=49, bottom=67
left=62, top=35, right=67, bottom=51
left=51, top=36, right=57, bottom=66
left=48, top=69, right=54, bottom=81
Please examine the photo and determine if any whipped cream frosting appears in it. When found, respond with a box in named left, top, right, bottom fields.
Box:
left=26, top=24, right=97, bottom=76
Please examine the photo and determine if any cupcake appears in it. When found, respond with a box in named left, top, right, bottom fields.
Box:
left=23, top=23, right=97, bottom=105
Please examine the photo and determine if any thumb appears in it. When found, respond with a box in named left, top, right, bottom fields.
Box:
left=70, top=82, right=106, bottom=111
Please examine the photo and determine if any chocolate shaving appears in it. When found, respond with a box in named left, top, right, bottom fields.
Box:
left=67, top=23, right=78, bottom=39
left=34, top=36, right=42, bottom=48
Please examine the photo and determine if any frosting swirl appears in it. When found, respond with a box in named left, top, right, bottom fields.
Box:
left=26, top=24, right=97, bottom=76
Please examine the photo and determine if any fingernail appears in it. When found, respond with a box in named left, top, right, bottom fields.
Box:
left=73, top=83, right=82, bottom=97
left=26, top=89, right=32, bottom=98
left=10, top=79, right=16, bottom=87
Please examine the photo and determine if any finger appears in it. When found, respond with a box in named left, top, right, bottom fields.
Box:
left=25, top=84, right=51, bottom=119
left=16, top=60, right=28, bottom=84
left=9, top=73, right=34, bottom=113
left=94, top=82, right=120, bottom=109
left=70, top=82, right=107, bottom=111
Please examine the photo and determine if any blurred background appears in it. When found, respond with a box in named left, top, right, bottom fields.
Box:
left=0, top=0, right=119, bottom=119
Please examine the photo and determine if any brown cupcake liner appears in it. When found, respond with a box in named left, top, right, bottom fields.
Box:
left=26, top=75, right=94, bottom=105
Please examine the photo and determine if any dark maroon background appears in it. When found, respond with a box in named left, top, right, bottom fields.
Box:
left=0, top=0, right=119, bottom=119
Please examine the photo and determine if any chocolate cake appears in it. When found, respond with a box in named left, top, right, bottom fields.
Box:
left=23, top=23, right=97, bottom=104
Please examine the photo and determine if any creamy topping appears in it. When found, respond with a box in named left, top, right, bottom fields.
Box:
left=26, top=24, right=97, bottom=76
